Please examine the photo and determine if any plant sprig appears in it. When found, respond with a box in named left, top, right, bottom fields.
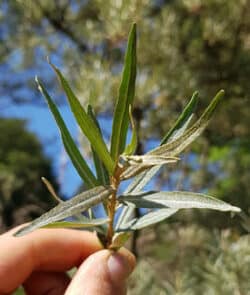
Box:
left=14, top=23, right=241, bottom=250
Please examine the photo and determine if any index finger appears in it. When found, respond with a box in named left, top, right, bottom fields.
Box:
left=0, top=226, right=101, bottom=294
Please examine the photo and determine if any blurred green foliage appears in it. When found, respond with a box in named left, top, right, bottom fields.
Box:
left=0, top=118, right=57, bottom=231
left=128, top=224, right=250, bottom=294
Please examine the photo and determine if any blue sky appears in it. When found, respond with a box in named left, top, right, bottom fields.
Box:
left=3, top=102, right=83, bottom=197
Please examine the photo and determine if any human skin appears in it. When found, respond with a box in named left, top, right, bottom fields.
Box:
left=0, top=225, right=136, bottom=295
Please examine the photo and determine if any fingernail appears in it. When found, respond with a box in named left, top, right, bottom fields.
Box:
left=107, top=252, right=133, bottom=282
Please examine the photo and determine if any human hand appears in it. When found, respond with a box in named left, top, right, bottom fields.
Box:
left=0, top=225, right=136, bottom=295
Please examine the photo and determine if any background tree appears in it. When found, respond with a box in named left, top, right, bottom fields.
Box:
left=0, top=118, right=57, bottom=232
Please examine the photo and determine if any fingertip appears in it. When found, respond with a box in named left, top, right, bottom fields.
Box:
left=117, top=247, right=136, bottom=274
left=65, top=248, right=136, bottom=295
left=107, top=248, right=136, bottom=283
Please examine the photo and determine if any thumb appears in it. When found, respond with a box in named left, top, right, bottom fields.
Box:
left=65, top=248, right=136, bottom=295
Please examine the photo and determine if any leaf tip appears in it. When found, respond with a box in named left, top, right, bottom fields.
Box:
left=46, top=56, right=51, bottom=65
left=47, top=58, right=58, bottom=74
left=130, top=23, right=137, bottom=38
left=231, top=206, right=241, bottom=213
left=131, top=22, right=137, bottom=29
left=35, top=76, right=43, bottom=93
left=13, top=226, right=26, bottom=237
left=215, top=89, right=225, bottom=103
left=190, top=91, right=199, bottom=109
left=219, top=89, right=225, bottom=95
left=192, top=91, right=199, bottom=102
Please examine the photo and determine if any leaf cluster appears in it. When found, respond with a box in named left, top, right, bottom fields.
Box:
left=14, top=24, right=240, bottom=250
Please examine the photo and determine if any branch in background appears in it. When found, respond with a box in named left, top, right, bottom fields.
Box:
left=37, top=1, right=88, bottom=53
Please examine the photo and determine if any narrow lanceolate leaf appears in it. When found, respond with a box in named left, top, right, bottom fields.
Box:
left=116, top=167, right=160, bottom=230
left=117, top=208, right=178, bottom=231
left=115, top=203, right=136, bottom=230
left=36, top=78, right=98, bottom=188
left=41, top=177, right=62, bottom=203
left=50, top=63, right=115, bottom=174
left=120, top=90, right=224, bottom=180
left=120, top=92, right=199, bottom=194
left=110, top=23, right=137, bottom=160
left=125, top=166, right=161, bottom=194
left=119, top=191, right=241, bottom=212
left=161, top=91, right=199, bottom=144
left=14, top=186, right=114, bottom=237
left=124, top=105, right=138, bottom=155
left=87, top=105, right=110, bottom=185
left=120, top=155, right=178, bottom=180
left=109, top=232, right=131, bottom=250
left=150, top=90, right=224, bottom=157
left=117, top=91, right=221, bottom=227
left=121, top=155, right=179, bottom=166
left=41, top=218, right=109, bottom=229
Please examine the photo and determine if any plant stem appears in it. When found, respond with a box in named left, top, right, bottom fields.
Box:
left=106, top=189, right=116, bottom=247
left=106, top=165, right=122, bottom=248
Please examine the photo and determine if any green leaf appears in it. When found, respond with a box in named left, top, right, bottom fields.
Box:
left=125, top=166, right=161, bottom=194
left=120, top=90, right=224, bottom=180
left=117, top=208, right=178, bottom=231
left=161, top=91, right=198, bottom=144
left=49, top=63, right=115, bottom=174
left=14, top=186, right=114, bottom=237
left=87, top=105, right=110, bottom=185
left=117, top=91, right=222, bottom=228
left=110, top=23, right=137, bottom=160
left=121, top=155, right=179, bottom=166
left=115, top=203, right=136, bottom=230
left=109, top=232, right=131, bottom=250
left=36, top=78, right=98, bottom=188
left=116, top=166, right=160, bottom=230
left=150, top=90, right=224, bottom=157
left=119, top=191, right=241, bottom=212
left=120, top=92, right=199, bottom=194
left=41, top=176, right=62, bottom=203
left=120, top=155, right=178, bottom=180
left=41, top=218, right=109, bottom=229
left=124, top=105, right=138, bottom=155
